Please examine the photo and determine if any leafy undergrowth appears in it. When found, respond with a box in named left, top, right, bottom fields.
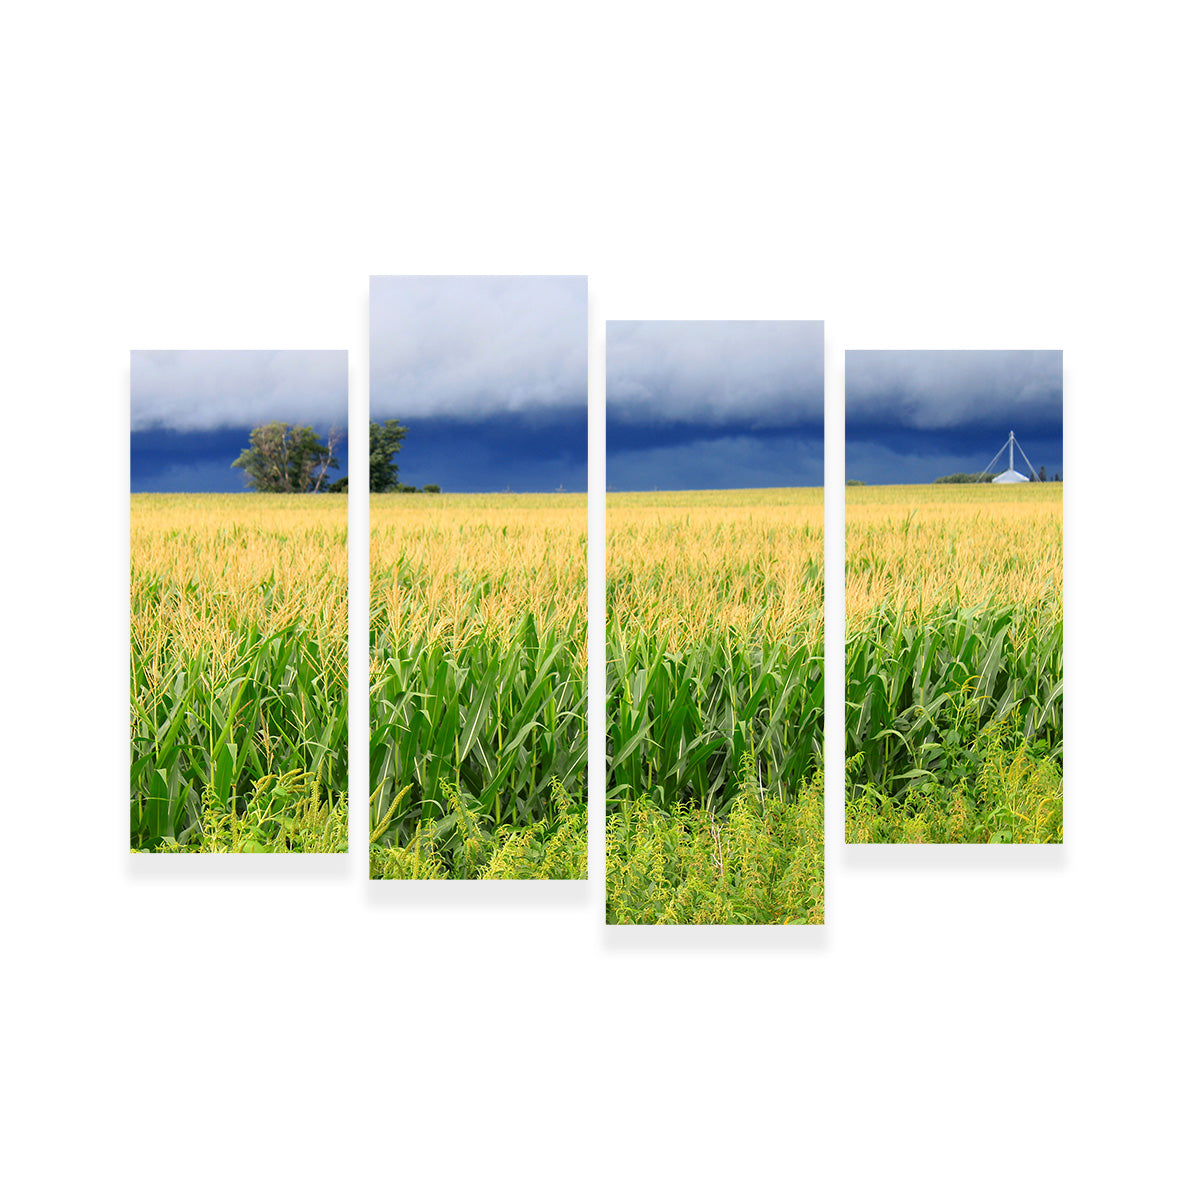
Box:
left=370, top=778, right=586, bottom=880
left=138, top=769, right=348, bottom=853
left=846, top=723, right=1062, bottom=844
left=606, top=762, right=824, bottom=925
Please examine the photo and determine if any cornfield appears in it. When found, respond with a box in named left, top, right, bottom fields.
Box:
left=130, top=494, right=348, bottom=851
left=369, top=493, right=587, bottom=877
left=607, top=489, right=824, bottom=814
left=845, top=484, right=1063, bottom=842
left=606, top=489, right=824, bottom=923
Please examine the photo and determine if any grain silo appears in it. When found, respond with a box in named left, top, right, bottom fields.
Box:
left=980, top=431, right=1036, bottom=483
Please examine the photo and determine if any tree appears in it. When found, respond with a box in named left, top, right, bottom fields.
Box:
left=369, top=420, right=408, bottom=492
left=1039, top=465, right=1047, bottom=482
left=232, top=422, right=342, bottom=493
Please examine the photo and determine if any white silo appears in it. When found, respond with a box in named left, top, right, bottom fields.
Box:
left=980, top=431, right=1036, bottom=483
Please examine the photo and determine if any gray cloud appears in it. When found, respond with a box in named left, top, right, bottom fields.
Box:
left=845, top=349, right=1062, bottom=429
left=131, top=350, right=347, bottom=432
left=370, top=276, right=587, bottom=419
left=607, top=321, right=824, bottom=427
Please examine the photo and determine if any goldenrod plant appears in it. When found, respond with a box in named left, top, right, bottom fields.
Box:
left=145, top=770, right=348, bottom=854
left=607, top=757, right=824, bottom=925
left=370, top=778, right=585, bottom=880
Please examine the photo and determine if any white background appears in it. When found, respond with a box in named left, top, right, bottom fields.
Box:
left=5, top=3, right=1196, bottom=1197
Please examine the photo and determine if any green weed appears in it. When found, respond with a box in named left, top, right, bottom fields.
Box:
left=606, top=760, right=824, bottom=924
left=370, top=778, right=586, bottom=880
left=846, top=721, right=1062, bottom=843
left=140, top=769, right=348, bottom=853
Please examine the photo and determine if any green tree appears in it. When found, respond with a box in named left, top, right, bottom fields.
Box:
left=369, top=420, right=408, bottom=492
left=232, top=422, right=342, bottom=493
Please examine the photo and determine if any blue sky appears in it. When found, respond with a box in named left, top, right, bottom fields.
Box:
left=846, top=350, right=1063, bottom=484
left=370, top=275, right=587, bottom=492
left=606, top=320, right=824, bottom=491
left=130, top=350, right=348, bottom=492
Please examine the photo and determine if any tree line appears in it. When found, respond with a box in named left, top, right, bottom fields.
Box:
left=843, top=472, right=1064, bottom=487
left=232, top=420, right=440, bottom=493
left=933, top=467, right=1061, bottom=484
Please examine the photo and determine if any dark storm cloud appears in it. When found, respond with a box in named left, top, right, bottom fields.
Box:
left=131, top=350, right=348, bottom=432
left=606, top=320, right=824, bottom=490
left=608, top=434, right=823, bottom=492
left=131, top=426, right=251, bottom=492
left=130, top=424, right=351, bottom=493
left=845, top=350, right=1063, bottom=484
left=845, top=349, right=1062, bottom=431
left=607, top=321, right=824, bottom=428
left=370, top=276, right=587, bottom=420
left=393, top=412, right=586, bottom=493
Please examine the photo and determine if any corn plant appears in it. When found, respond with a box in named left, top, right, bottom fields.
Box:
left=130, top=494, right=348, bottom=851
left=607, top=629, right=822, bottom=816
left=844, top=484, right=1063, bottom=841
left=606, top=489, right=824, bottom=818
left=368, top=494, right=586, bottom=872
left=845, top=604, right=1062, bottom=800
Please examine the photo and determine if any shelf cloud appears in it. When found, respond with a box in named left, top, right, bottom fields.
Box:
left=846, top=349, right=1062, bottom=430
left=606, top=320, right=824, bottom=490
left=370, top=275, right=587, bottom=420
left=131, top=350, right=347, bottom=433
left=608, top=321, right=824, bottom=428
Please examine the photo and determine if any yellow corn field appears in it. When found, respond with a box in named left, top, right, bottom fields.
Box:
left=846, top=484, right=1063, bottom=624
left=607, top=488, right=824, bottom=649
left=369, top=493, right=587, bottom=876
left=845, top=483, right=1063, bottom=843
left=130, top=494, right=349, bottom=850
left=606, top=488, right=825, bottom=923
left=371, top=493, right=587, bottom=660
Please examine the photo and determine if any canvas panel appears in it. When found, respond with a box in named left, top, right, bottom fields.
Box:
left=367, top=276, right=588, bottom=881
left=844, top=349, right=1064, bottom=845
left=130, top=349, right=350, bottom=853
left=605, top=320, right=825, bottom=925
